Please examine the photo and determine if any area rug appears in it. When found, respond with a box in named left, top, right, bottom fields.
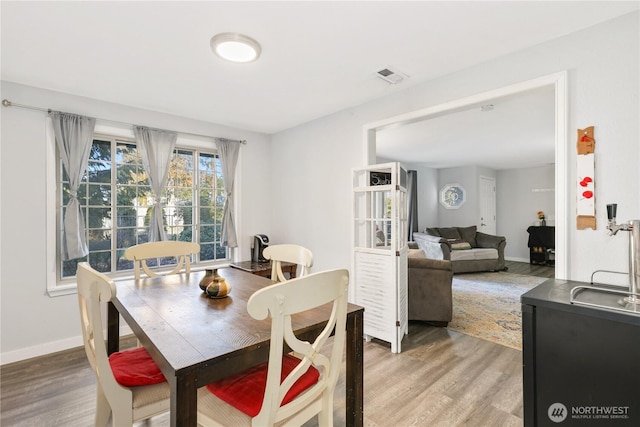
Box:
left=448, top=272, right=547, bottom=350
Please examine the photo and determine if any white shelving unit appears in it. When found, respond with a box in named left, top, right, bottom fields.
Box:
left=351, top=162, right=408, bottom=353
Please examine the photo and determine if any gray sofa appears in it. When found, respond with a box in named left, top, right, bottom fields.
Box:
left=407, top=247, right=453, bottom=326
left=413, top=226, right=506, bottom=274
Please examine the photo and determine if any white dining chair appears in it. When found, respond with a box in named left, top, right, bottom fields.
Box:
left=76, top=262, right=170, bottom=427
left=197, top=269, right=349, bottom=427
left=262, top=244, right=313, bottom=282
left=123, top=241, right=200, bottom=279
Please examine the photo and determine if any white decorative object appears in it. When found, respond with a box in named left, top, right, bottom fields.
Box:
left=352, top=162, right=408, bottom=353
left=440, top=183, right=466, bottom=209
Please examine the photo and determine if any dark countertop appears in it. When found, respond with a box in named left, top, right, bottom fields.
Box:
left=521, top=279, right=640, bottom=326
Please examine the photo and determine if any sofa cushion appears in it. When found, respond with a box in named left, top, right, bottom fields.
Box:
left=450, top=248, right=498, bottom=262
left=438, top=227, right=462, bottom=240
left=457, top=226, right=478, bottom=247
left=425, top=227, right=441, bottom=237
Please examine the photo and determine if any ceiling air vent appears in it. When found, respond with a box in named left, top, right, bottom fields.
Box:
left=376, top=67, right=408, bottom=84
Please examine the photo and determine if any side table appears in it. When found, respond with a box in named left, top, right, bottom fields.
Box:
left=230, top=260, right=297, bottom=280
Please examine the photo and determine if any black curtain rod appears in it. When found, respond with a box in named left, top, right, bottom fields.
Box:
left=2, top=99, right=247, bottom=144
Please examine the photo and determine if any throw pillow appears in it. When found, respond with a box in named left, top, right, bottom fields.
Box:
left=451, top=241, right=472, bottom=250
left=438, top=227, right=462, bottom=241
left=457, top=226, right=478, bottom=247
left=425, top=227, right=441, bottom=237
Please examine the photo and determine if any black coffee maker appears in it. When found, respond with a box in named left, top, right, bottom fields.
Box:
left=252, top=234, right=269, bottom=263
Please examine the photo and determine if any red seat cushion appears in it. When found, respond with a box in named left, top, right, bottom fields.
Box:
left=108, top=347, right=166, bottom=387
left=206, top=353, right=320, bottom=417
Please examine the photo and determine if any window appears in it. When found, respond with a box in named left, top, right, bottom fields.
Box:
left=58, top=134, right=229, bottom=280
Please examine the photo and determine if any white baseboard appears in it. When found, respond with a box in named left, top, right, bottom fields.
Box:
left=1, top=324, right=134, bottom=366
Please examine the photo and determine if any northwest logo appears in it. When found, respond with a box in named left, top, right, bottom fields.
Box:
left=548, top=403, right=568, bottom=423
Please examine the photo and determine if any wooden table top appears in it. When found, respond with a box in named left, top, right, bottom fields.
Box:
left=114, top=268, right=342, bottom=378
left=111, top=267, right=364, bottom=427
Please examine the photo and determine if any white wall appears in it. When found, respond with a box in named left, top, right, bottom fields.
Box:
left=270, top=12, right=639, bottom=282
left=0, top=82, right=272, bottom=363
left=498, top=165, right=556, bottom=262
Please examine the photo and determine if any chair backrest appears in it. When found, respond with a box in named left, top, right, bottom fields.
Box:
left=247, top=269, right=349, bottom=426
left=262, top=244, right=313, bottom=282
left=76, top=262, right=128, bottom=400
left=123, top=241, right=200, bottom=279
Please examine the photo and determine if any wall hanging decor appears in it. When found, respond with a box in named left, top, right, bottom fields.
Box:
left=576, top=126, right=596, bottom=230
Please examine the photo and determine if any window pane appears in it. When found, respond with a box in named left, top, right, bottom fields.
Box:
left=117, top=227, right=137, bottom=249
left=90, top=140, right=111, bottom=161
left=176, top=225, right=193, bottom=242
left=200, top=243, right=215, bottom=261
left=117, top=164, right=142, bottom=185
left=117, top=207, right=137, bottom=227
left=116, top=142, right=139, bottom=164
left=88, top=229, right=111, bottom=251
left=88, top=207, right=111, bottom=229
left=200, top=225, right=215, bottom=243
left=89, top=252, right=111, bottom=273
left=87, top=161, right=111, bottom=183
left=88, top=184, right=111, bottom=206
left=117, top=249, right=133, bottom=271
left=216, top=246, right=228, bottom=259
left=62, top=257, right=86, bottom=278
left=137, top=228, right=150, bottom=244
left=169, top=150, right=193, bottom=187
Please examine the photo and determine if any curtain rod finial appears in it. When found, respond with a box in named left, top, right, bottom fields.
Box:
left=2, top=99, right=12, bottom=107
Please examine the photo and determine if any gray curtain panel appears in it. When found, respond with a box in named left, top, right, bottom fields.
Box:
left=133, top=126, right=177, bottom=242
left=216, top=139, right=240, bottom=248
left=407, top=170, right=418, bottom=241
left=50, top=111, right=96, bottom=261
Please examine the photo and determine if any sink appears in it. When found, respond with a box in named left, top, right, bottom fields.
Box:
left=570, top=284, right=640, bottom=316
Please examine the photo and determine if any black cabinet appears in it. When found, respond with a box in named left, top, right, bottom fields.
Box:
left=522, top=280, right=640, bottom=426
left=527, top=226, right=555, bottom=265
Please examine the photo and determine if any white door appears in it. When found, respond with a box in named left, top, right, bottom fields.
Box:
left=479, top=176, right=496, bottom=235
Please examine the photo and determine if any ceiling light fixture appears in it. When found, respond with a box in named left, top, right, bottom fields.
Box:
left=210, top=33, right=261, bottom=63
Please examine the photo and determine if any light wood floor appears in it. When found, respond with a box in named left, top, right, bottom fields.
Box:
left=1, top=263, right=548, bottom=427
left=1, top=327, right=523, bottom=427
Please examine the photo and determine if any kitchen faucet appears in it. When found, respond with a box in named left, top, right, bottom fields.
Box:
left=606, top=204, right=639, bottom=304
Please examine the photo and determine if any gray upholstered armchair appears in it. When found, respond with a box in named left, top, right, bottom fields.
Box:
left=407, top=246, right=453, bottom=326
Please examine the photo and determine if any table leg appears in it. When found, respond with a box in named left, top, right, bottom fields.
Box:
left=346, top=310, right=364, bottom=427
left=107, top=302, right=120, bottom=355
left=170, top=371, right=198, bottom=427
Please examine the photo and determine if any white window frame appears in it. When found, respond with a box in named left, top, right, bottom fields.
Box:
left=46, top=121, right=235, bottom=296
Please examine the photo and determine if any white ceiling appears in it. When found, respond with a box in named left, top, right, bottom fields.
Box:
left=1, top=2, right=638, bottom=148
left=376, top=85, right=557, bottom=170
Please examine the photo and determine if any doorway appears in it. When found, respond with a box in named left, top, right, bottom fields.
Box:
left=479, top=176, right=496, bottom=235
left=362, top=72, right=568, bottom=280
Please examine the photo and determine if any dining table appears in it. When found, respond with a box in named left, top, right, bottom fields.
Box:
left=107, top=266, right=364, bottom=427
